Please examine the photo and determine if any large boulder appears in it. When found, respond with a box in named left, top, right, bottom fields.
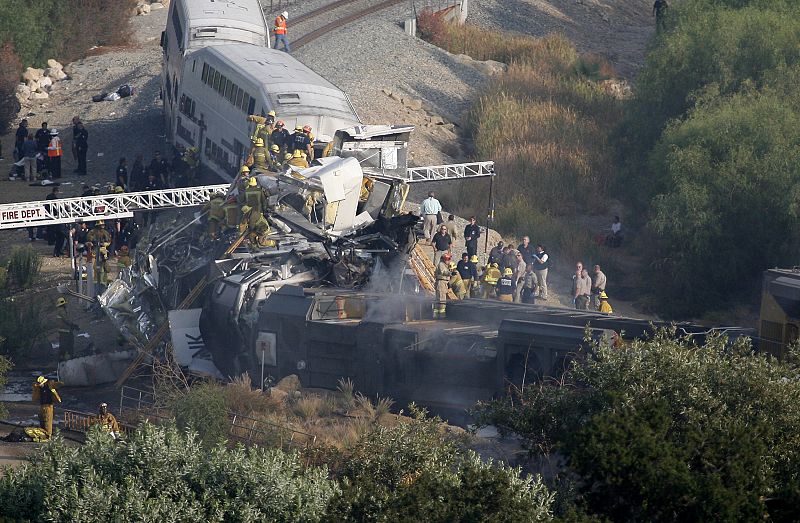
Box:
left=26, top=79, right=40, bottom=93
left=38, top=76, right=53, bottom=90
left=274, top=374, right=301, bottom=393
left=30, top=91, right=49, bottom=100
left=149, top=1, right=164, bottom=9
left=46, top=68, right=67, bottom=81
left=402, top=98, right=423, bottom=111
left=136, top=3, right=151, bottom=15
left=46, top=59, right=63, bottom=71
left=14, top=83, right=31, bottom=104
left=21, top=67, right=44, bottom=82
left=474, top=59, right=507, bottom=76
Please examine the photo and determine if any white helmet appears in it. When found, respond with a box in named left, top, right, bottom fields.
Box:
left=281, top=10, right=288, bottom=19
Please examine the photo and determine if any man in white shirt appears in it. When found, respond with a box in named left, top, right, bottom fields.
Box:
left=420, top=192, right=442, bottom=242
left=607, top=215, right=623, bottom=247
left=532, top=244, right=549, bottom=300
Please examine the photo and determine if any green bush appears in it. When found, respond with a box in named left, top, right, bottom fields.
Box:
left=171, top=381, right=230, bottom=446
left=0, top=298, right=46, bottom=356
left=0, top=422, right=337, bottom=522
left=474, top=331, right=800, bottom=521
left=6, top=246, right=41, bottom=288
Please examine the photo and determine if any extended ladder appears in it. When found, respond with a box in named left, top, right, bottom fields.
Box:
left=409, top=243, right=457, bottom=299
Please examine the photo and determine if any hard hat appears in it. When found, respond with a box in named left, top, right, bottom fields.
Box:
left=302, top=125, right=311, bottom=133
left=504, top=268, right=513, bottom=276
left=276, top=120, right=284, bottom=127
left=114, top=186, right=124, bottom=194
left=295, top=125, right=303, bottom=131
left=268, top=110, right=276, bottom=117
left=50, top=129, right=58, bottom=136
left=491, top=263, right=499, bottom=268
left=248, top=177, right=258, bottom=187
left=96, top=220, right=105, bottom=226
left=470, top=255, right=479, bottom=263
left=55, top=296, right=67, bottom=307
left=284, top=153, right=293, bottom=160
left=449, top=262, right=457, bottom=270
left=270, top=144, right=279, bottom=152
left=281, top=10, right=288, bottom=19
left=99, top=402, right=107, bottom=408
left=241, top=205, right=253, bottom=214
left=292, top=150, right=303, bottom=158
left=37, top=376, right=47, bottom=384
left=600, top=291, right=608, bottom=299
left=254, top=138, right=264, bottom=147
left=240, top=165, right=250, bottom=173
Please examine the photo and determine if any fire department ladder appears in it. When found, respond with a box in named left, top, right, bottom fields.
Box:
left=0, top=184, right=230, bottom=230
left=409, top=244, right=457, bottom=299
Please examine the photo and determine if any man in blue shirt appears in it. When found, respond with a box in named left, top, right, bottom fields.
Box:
left=420, top=192, right=442, bottom=242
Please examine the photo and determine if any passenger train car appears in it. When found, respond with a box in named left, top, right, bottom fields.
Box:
left=161, top=0, right=362, bottom=181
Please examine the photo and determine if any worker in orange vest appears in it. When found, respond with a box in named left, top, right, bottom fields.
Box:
left=47, top=129, right=63, bottom=179
left=274, top=11, right=290, bottom=53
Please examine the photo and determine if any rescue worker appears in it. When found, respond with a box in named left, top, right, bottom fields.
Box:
left=266, top=110, right=276, bottom=127
left=302, top=125, right=315, bottom=160
left=244, top=176, right=268, bottom=217
left=236, top=165, right=251, bottom=195
left=47, top=129, right=62, bottom=179
left=247, top=114, right=273, bottom=148
left=287, top=149, right=309, bottom=169
left=521, top=263, right=537, bottom=304
left=433, top=253, right=451, bottom=319
left=497, top=267, right=515, bottom=302
left=205, top=191, right=226, bottom=239
left=56, top=296, right=77, bottom=360
left=468, top=255, right=481, bottom=297
left=449, top=262, right=467, bottom=300
left=271, top=121, right=290, bottom=154
left=33, top=375, right=61, bottom=439
left=482, top=262, right=501, bottom=299
left=289, top=125, right=312, bottom=159
left=87, top=220, right=112, bottom=289
left=252, top=137, right=268, bottom=172
left=239, top=205, right=272, bottom=249
left=97, top=402, right=121, bottom=439
left=184, top=147, right=199, bottom=184
left=599, top=291, right=613, bottom=314
left=116, top=245, right=132, bottom=269
left=273, top=11, right=290, bottom=52
left=268, top=144, right=281, bottom=172
left=456, top=253, right=474, bottom=293
left=282, top=153, right=293, bottom=170
left=359, top=177, right=374, bottom=202
left=222, top=196, right=241, bottom=231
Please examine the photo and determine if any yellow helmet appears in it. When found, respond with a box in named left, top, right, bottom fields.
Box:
left=248, top=177, right=258, bottom=187
left=254, top=138, right=264, bottom=147
left=284, top=153, right=293, bottom=160
left=292, top=150, right=303, bottom=158
left=241, top=205, right=253, bottom=214
left=470, top=255, right=479, bottom=263
left=268, top=110, right=276, bottom=117
left=295, top=125, right=303, bottom=131
left=55, top=296, right=66, bottom=307
left=600, top=291, right=608, bottom=299
left=114, top=186, right=124, bottom=194
left=504, top=268, right=513, bottom=276
left=491, top=263, right=499, bottom=269
left=270, top=144, right=279, bottom=153
left=37, top=376, right=47, bottom=384
left=240, top=165, right=250, bottom=173
left=96, top=220, right=105, bottom=226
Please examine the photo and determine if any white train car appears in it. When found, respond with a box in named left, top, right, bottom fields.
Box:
left=172, top=44, right=361, bottom=180
left=161, top=0, right=269, bottom=142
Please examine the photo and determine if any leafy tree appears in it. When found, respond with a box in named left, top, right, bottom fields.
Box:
left=474, top=331, right=800, bottom=521
left=0, top=422, right=337, bottom=522
left=171, top=381, right=230, bottom=446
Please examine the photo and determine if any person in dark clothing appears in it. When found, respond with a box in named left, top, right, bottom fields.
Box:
left=45, top=187, right=59, bottom=245
left=74, top=121, right=89, bottom=175
left=517, top=236, right=534, bottom=266
left=431, top=224, right=452, bottom=264
left=271, top=121, right=290, bottom=153
left=74, top=222, right=89, bottom=258
left=71, top=116, right=81, bottom=165
left=149, top=151, right=170, bottom=187
left=130, top=154, right=146, bottom=191
left=14, top=119, right=28, bottom=160
left=288, top=125, right=312, bottom=158
left=488, top=241, right=504, bottom=265
left=35, top=122, right=50, bottom=174
left=653, top=0, right=668, bottom=30
left=115, top=157, right=128, bottom=188
left=143, top=173, right=162, bottom=226
left=496, top=268, right=516, bottom=302
left=53, top=223, right=68, bottom=257
left=463, top=216, right=481, bottom=257
left=501, top=245, right=518, bottom=272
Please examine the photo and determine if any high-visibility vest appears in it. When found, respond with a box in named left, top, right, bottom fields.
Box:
left=48, top=137, right=62, bottom=157
left=274, top=17, right=287, bottom=35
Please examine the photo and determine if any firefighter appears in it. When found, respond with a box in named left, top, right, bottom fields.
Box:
left=289, top=125, right=312, bottom=159
left=97, top=402, right=121, bottom=439
left=449, top=262, right=467, bottom=299
left=239, top=205, right=272, bottom=249
left=302, top=125, right=315, bottom=160
left=268, top=144, right=281, bottom=172
left=271, top=121, right=290, bottom=154
left=184, top=147, right=199, bottom=184
left=482, top=262, right=501, bottom=299
left=287, top=149, right=309, bottom=169
left=497, top=267, right=515, bottom=302
left=252, top=137, right=268, bottom=172
left=236, top=165, right=251, bottom=195
left=266, top=110, right=276, bottom=127
left=222, top=196, right=241, bottom=231
left=87, top=221, right=112, bottom=289
left=599, top=291, right=614, bottom=314
left=244, top=176, right=267, bottom=217
left=247, top=115, right=273, bottom=146
left=205, top=191, right=226, bottom=239
left=469, top=255, right=481, bottom=297
left=33, top=375, right=61, bottom=440
left=56, top=296, right=77, bottom=360
left=434, top=253, right=451, bottom=319
left=116, top=245, right=132, bottom=269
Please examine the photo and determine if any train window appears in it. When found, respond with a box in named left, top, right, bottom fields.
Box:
left=201, top=63, right=209, bottom=83
left=165, top=76, right=172, bottom=102
left=172, top=11, right=184, bottom=51
left=234, top=139, right=244, bottom=160
left=277, top=93, right=301, bottom=105
left=192, top=60, right=196, bottom=73
left=179, top=94, right=185, bottom=113
left=212, top=71, right=221, bottom=92
left=235, top=87, right=244, bottom=108
left=241, top=93, right=250, bottom=112
left=205, top=138, right=211, bottom=157
left=248, top=97, right=256, bottom=114
left=217, top=75, right=226, bottom=94
left=206, top=66, right=215, bottom=86
left=225, top=80, right=234, bottom=102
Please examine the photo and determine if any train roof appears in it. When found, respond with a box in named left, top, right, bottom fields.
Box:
left=200, top=45, right=359, bottom=122
left=184, top=0, right=267, bottom=34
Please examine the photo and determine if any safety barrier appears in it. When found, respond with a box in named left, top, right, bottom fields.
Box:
left=62, top=409, right=134, bottom=436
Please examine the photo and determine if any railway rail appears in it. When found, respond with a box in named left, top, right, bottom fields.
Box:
left=291, top=0, right=407, bottom=49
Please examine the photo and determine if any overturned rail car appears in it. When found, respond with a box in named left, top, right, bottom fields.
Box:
left=201, top=286, right=753, bottom=421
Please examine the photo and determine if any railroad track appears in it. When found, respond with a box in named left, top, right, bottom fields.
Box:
left=290, top=0, right=407, bottom=50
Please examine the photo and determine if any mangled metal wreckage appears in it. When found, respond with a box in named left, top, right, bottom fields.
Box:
left=100, top=126, right=420, bottom=379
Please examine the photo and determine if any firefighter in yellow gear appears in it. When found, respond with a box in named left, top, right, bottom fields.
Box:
left=482, top=263, right=501, bottom=299
left=185, top=147, right=199, bottom=183
left=56, top=296, right=77, bottom=360
left=236, top=165, right=251, bottom=195
left=434, top=253, right=452, bottom=318
left=247, top=114, right=273, bottom=147
left=116, top=245, right=132, bottom=269
left=239, top=205, right=273, bottom=248
left=32, top=375, right=61, bottom=440
left=302, top=125, right=315, bottom=161
left=599, top=291, right=613, bottom=314
left=252, top=137, right=268, bottom=172
left=360, top=177, right=374, bottom=202
left=96, top=402, right=122, bottom=439
left=287, top=149, right=309, bottom=169
left=223, top=196, right=241, bottom=231
left=469, top=255, right=481, bottom=297
left=205, top=191, right=226, bottom=239
left=243, top=176, right=268, bottom=217
left=449, top=262, right=467, bottom=299
left=87, top=221, right=112, bottom=286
